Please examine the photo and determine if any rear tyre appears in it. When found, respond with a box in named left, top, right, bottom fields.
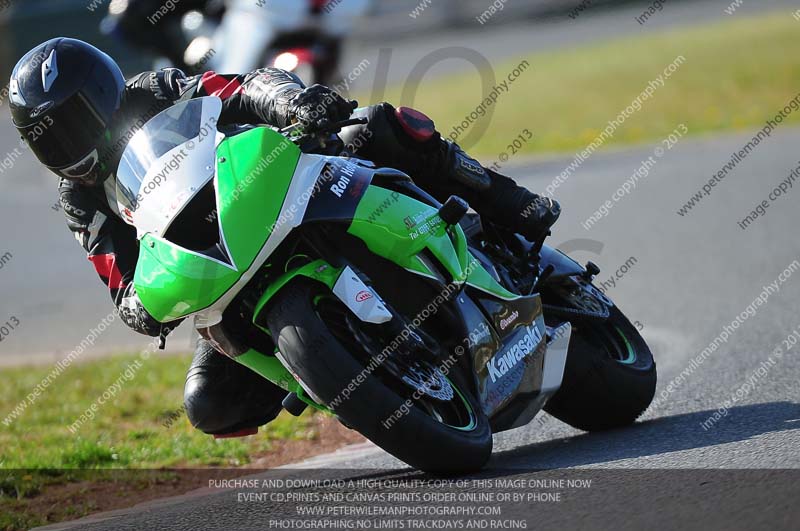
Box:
left=544, top=306, right=656, bottom=431
left=265, top=278, right=492, bottom=474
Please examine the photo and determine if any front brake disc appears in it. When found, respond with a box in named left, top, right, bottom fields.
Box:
left=400, top=362, right=454, bottom=402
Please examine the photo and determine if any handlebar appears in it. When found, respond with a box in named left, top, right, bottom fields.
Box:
left=317, top=117, right=369, bottom=133
left=279, top=116, right=368, bottom=139
left=278, top=115, right=369, bottom=155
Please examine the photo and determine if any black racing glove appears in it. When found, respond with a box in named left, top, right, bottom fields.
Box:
left=289, top=84, right=354, bottom=131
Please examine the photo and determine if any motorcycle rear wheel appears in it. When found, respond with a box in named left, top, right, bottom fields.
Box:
left=543, top=304, right=657, bottom=431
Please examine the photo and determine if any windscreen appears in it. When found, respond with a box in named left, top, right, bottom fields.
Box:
left=116, top=97, right=222, bottom=237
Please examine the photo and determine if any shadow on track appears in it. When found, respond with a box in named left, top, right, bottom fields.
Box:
left=488, top=401, right=800, bottom=469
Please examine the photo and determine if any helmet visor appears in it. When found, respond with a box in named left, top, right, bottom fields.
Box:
left=21, top=90, right=109, bottom=172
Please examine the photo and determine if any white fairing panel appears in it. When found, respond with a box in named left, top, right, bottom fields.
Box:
left=541, top=323, right=571, bottom=393
left=333, top=267, right=393, bottom=324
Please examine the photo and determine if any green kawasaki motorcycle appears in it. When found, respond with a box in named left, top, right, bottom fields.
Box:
left=117, top=97, right=656, bottom=473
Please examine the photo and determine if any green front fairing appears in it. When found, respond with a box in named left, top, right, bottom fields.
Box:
left=136, top=234, right=242, bottom=321
left=134, top=127, right=301, bottom=322
left=214, top=128, right=300, bottom=267
left=348, top=185, right=518, bottom=299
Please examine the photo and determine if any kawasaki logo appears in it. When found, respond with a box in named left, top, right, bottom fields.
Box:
left=487, top=325, right=543, bottom=383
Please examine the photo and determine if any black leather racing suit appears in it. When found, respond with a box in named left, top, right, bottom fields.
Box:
left=59, top=67, right=559, bottom=435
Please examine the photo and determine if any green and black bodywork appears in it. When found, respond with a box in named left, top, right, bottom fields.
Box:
left=116, top=97, right=655, bottom=472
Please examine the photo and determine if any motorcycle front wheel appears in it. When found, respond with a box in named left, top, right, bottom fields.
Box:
left=265, top=278, right=492, bottom=474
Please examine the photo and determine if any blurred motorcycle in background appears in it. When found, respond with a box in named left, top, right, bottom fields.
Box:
left=101, top=0, right=370, bottom=85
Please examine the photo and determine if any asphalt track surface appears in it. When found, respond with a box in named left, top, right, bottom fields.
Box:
left=34, top=126, right=800, bottom=531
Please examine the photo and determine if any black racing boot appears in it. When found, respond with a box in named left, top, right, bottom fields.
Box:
left=434, top=140, right=561, bottom=242
left=479, top=167, right=561, bottom=242
left=184, top=339, right=286, bottom=438
left=340, top=103, right=560, bottom=241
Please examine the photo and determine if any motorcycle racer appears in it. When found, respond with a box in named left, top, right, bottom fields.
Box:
left=8, top=38, right=559, bottom=437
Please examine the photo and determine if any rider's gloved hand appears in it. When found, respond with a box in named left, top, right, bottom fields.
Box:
left=290, top=84, right=354, bottom=132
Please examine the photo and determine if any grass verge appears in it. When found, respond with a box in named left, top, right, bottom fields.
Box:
left=363, top=11, right=800, bottom=156
left=0, top=352, right=360, bottom=530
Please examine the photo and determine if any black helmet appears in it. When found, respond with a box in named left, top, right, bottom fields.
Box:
left=9, top=38, right=125, bottom=185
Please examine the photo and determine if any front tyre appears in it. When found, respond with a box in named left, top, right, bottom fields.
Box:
left=265, top=279, right=492, bottom=474
left=544, top=306, right=656, bottom=431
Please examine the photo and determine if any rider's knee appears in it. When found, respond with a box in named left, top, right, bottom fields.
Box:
left=183, top=340, right=283, bottom=435
left=183, top=342, right=233, bottom=434
left=184, top=380, right=230, bottom=434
